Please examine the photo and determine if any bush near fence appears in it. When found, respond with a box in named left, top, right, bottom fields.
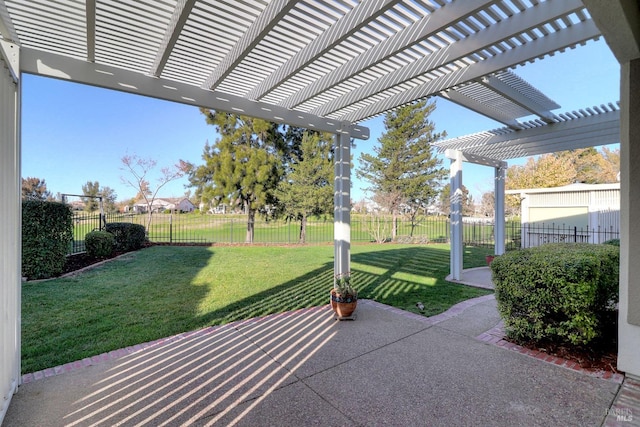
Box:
left=85, top=230, right=115, bottom=258
left=105, top=222, right=147, bottom=252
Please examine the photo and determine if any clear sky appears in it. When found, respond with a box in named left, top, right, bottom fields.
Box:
left=21, top=38, right=620, bottom=205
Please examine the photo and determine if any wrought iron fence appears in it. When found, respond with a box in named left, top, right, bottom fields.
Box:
left=68, top=212, right=620, bottom=254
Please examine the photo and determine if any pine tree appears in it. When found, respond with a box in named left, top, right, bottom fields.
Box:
left=275, top=132, right=334, bottom=243
left=190, top=109, right=285, bottom=243
left=357, top=100, right=446, bottom=238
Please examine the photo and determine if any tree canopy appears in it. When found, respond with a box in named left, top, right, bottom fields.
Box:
left=120, top=154, right=188, bottom=230
left=81, top=181, right=101, bottom=212
left=274, top=132, right=334, bottom=243
left=357, top=100, right=446, bottom=237
left=188, top=109, right=286, bottom=243
left=21, top=177, right=52, bottom=201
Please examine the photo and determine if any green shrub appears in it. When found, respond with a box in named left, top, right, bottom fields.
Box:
left=491, top=243, right=619, bottom=345
left=22, top=200, right=73, bottom=279
left=603, top=238, right=620, bottom=246
left=104, top=222, right=146, bottom=251
left=85, top=230, right=115, bottom=258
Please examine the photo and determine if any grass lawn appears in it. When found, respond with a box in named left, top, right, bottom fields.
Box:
left=22, top=243, right=493, bottom=373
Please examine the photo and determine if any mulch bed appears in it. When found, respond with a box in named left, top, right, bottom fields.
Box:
left=508, top=312, right=619, bottom=374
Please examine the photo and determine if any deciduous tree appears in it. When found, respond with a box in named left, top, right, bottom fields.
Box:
left=439, top=183, right=474, bottom=216
left=121, top=154, right=189, bottom=230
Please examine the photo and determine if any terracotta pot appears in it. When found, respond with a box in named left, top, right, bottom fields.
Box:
left=330, top=289, right=338, bottom=312
left=486, top=255, right=495, bottom=265
left=335, top=300, right=357, bottom=318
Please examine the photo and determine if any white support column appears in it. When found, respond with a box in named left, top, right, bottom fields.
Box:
left=619, top=58, right=640, bottom=378
left=449, top=150, right=463, bottom=281
left=0, top=46, right=20, bottom=424
left=494, top=165, right=506, bottom=255
left=334, top=132, right=351, bottom=283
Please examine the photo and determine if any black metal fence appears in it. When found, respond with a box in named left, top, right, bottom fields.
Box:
left=68, top=212, right=620, bottom=254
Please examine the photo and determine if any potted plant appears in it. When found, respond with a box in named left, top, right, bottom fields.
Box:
left=330, top=272, right=357, bottom=318
left=486, top=254, right=497, bottom=265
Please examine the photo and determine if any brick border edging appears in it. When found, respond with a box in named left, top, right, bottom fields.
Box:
left=20, top=295, right=494, bottom=384
left=476, top=322, right=625, bottom=384
left=20, top=305, right=329, bottom=385
left=23, top=294, right=624, bottom=386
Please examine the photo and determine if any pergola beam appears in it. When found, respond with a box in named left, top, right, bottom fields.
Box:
left=444, top=149, right=507, bottom=169
left=480, top=74, right=557, bottom=123
left=439, top=89, right=525, bottom=130
left=85, top=0, right=96, bottom=62
left=0, top=0, right=19, bottom=43
left=280, top=0, right=493, bottom=109
left=202, top=0, right=296, bottom=90
left=316, top=0, right=586, bottom=118
left=247, top=0, right=399, bottom=101
left=436, top=108, right=620, bottom=159
left=150, top=0, right=196, bottom=77
left=343, top=18, right=599, bottom=123
left=21, top=47, right=370, bottom=140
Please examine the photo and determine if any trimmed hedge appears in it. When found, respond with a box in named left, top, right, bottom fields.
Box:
left=491, top=243, right=619, bottom=345
left=85, top=230, right=115, bottom=258
left=104, top=222, right=146, bottom=252
left=22, top=200, right=73, bottom=279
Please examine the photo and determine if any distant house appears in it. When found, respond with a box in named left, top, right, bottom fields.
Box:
left=125, top=197, right=195, bottom=214
left=507, top=183, right=620, bottom=247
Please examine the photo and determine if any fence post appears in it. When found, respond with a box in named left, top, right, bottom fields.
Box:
left=170, top=213, right=173, bottom=244
left=230, top=219, right=233, bottom=244
left=574, top=226, right=577, bottom=243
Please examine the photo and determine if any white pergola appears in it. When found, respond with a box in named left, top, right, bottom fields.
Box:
left=434, top=102, right=621, bottom=280
left=1, top=1, right=639, bottom=420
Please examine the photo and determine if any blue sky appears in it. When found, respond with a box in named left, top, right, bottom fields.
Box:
left=21, top=38, right=619, bottom=204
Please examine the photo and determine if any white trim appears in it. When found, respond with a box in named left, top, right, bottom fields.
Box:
left=20, top=47, right=370, bottom=140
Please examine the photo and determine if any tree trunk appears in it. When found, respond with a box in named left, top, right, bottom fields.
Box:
left=392, top=213, right=398, bottom=240
left=246, top=208, right=255, bottom=243
left=299, top=214, right=307, bottom=244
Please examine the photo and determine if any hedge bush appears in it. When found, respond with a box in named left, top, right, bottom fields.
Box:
left=85, top=230, right=115, bottom=258
left=491, top=243, right=619, bottom=346
left=104, top=222, right=146, bottom=252
left=22, top=200, right=73, bottom=279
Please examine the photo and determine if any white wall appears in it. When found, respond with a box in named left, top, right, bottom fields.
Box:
left=619, top=58, right=640, bottom=378
left=0, top=54, right=20, bottom=423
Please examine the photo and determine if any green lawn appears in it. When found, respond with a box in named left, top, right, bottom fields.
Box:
left=22, top=243, right=492, bottom=373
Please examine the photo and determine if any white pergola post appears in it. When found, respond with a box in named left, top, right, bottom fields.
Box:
left=334, top=132, right=351, bottom=283
left=495, top=165, right=506, bottom=255
left=0, top=44, right=21, bottom=424
left=618, top=57, right=640, bottom=377
left=446, top=149, right=507, bottom=279
left=449, top=150, right=463, bottom=281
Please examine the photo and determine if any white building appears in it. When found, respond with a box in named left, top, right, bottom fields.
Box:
left=508, top=183, right=620, bottom=247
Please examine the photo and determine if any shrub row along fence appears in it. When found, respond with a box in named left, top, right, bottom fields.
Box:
left=69, top=212, right=620, bottom=254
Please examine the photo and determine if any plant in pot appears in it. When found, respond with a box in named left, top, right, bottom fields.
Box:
left=330, top=272, right=357, bottom=318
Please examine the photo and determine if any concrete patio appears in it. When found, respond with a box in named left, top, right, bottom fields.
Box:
left=4, top=269, right=634, bottom=426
